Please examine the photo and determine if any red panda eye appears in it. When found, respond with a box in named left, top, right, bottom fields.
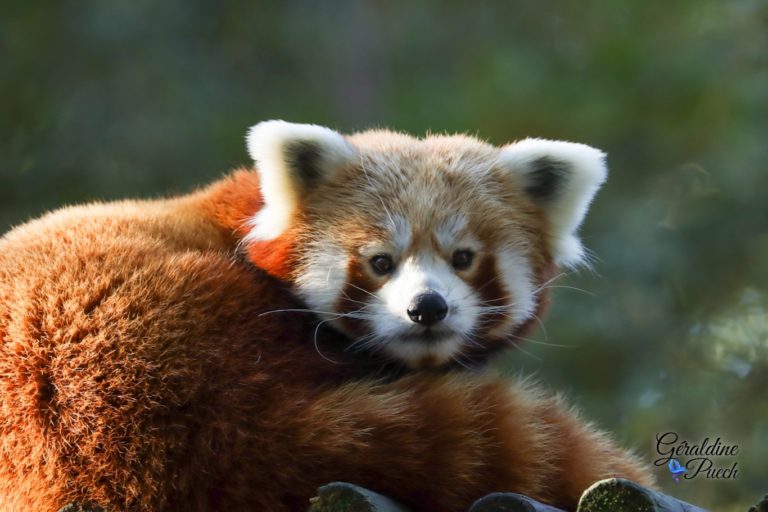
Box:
left=370, top=254, right=394, bottom=275
left=452, top=249, right=474, bottom=270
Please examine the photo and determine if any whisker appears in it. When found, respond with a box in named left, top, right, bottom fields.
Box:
left=259, top=308, right=339, bottom=316
left=344, top=333, right=380, bottom=353
left=531, top=312, right=549, bottom=342
left=454, top=276, right=502, bottom=304
left=474, top=276, right=500, bottom=294
left=450, top=353, right=475, bottom=371
left=475, top=305, right=513, bottom=313
left=339, top=290, right=375, bottom=308
left=444, top=277, right=460, bottom=300
left=507, top=339, right=542, bottom=361
left=532, top=272, right=567, bottom=295
left=258, top=307, right=372, bottom=319
left=507, top=332, right=579, bottom=349
left=458, top=331, right=484, bottom=350
left=312, top=318, right=344, bottom=365
left=542, top=285, right=595, bottom=296
left=345, top=282, right=380, bottom=301
left=516, top=338, right=576, bottom=349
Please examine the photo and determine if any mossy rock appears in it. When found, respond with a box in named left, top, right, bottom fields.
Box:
left=577, top=478, right=708, bottom=512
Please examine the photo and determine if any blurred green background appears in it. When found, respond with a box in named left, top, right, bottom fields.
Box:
left=1, top=1, right=766, bottom=509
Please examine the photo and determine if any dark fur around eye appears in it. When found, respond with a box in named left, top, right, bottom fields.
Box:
left=452, top=249, right=474, bottom=270
left=370, top=254, right=394, bottom=275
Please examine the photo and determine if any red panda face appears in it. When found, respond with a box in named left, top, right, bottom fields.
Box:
left=316, top=218, right=539, bottom=369
left=244, top=122, right=607, bottom=369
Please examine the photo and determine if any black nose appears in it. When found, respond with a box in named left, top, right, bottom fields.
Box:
left=407, top=292, right=448, bottom=326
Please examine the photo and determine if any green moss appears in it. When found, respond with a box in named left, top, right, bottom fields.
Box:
left=578, top=480, right=655, bottom=512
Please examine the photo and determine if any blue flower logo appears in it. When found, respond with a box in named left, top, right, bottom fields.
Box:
left=668, top=458, right=687, bottom=483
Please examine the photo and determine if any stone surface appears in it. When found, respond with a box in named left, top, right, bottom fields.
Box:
left=748, top=494, right=768, bottom=512
left=309, top=482, right=412, bottom=512
left=577, top=478, right=709, bottom=512
left=468, top=492, right=566, bottom=512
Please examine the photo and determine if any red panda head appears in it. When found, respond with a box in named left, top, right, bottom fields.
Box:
left=243, top=121, right=607, bottom=369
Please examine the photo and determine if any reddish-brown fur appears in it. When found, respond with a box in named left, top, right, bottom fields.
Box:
left=0, top=171, right=653, bottom=512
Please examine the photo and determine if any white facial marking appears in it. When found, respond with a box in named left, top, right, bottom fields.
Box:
left=294, top=240, right=348, bottom=314
left=388, top=215, right=412, bottom=253
left=488, top=248, right=536, bottom=337
left=435, top=215, right=467, bottom=250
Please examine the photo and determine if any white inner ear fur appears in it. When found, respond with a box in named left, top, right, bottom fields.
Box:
left=500, top=138, right=608, bottom=267
left=244, top=120, right=356, bottom=241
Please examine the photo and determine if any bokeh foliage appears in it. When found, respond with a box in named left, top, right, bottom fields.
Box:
left=1, top=1, right=766, bottom=509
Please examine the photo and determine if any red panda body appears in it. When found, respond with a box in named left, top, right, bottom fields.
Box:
left=0, top=123, right=653, bottom=511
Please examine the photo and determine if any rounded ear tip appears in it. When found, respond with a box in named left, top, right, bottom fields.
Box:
left=553, top=235, right=588, bottom=269
left=246, top=119, right=290, bottom=138
left=245, top=120, right=289, bottom=162
left=575, top=143, right=608, bottom=179
left=582, top=152, right=608, bottom=187
left=245, top=121, right=353, bottom=164
left=503, top=138, right=608, bottom=175
left=247, top=119, right=299, bottom=135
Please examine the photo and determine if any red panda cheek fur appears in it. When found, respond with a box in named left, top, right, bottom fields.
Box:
left=510, top=206, right=560, bottom=343
left=513, top=259, right=558, bottom=342
left=335, top=257, right=380, bottom=337
left=469, top=253, right=507, bottom=334
left=195, top=168, right=302, bottom=282
left=245, top=232, right=301, bottom=282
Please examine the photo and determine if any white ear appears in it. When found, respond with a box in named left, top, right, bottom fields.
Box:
left=245, top=120, right=356, bottom=241
left=500, top=138, right=608, bottom=268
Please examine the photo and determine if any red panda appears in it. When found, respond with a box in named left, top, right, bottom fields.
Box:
left=0, top=122, right=653, bottom=512
left=241, top=121, right=608, bottom=369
